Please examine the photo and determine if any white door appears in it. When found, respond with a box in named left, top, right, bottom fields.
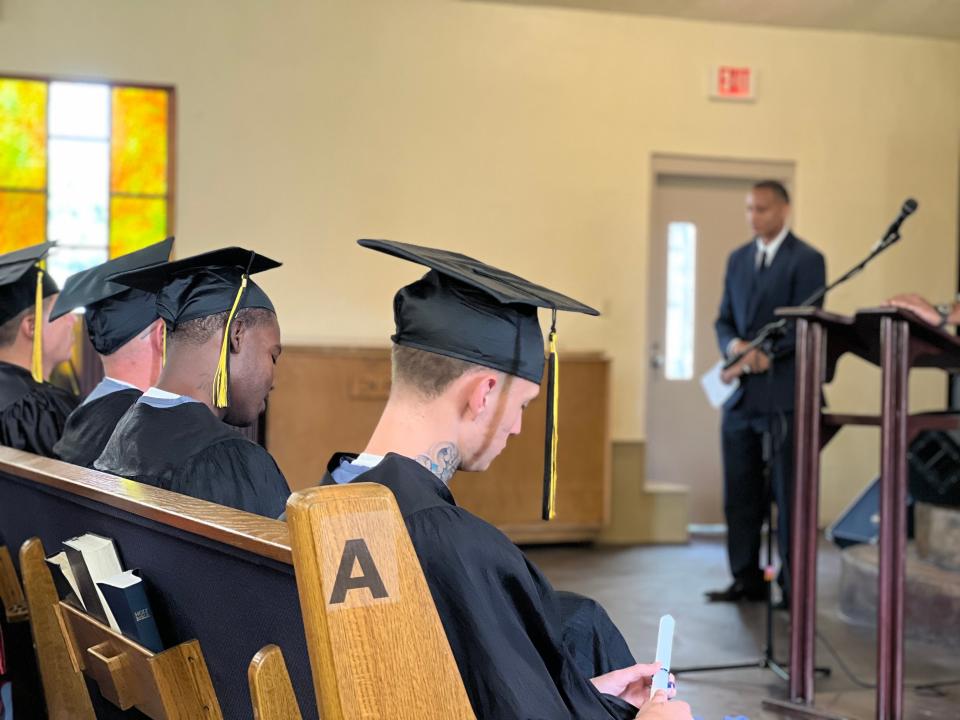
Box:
left=645, top=157, right=794, bottom=524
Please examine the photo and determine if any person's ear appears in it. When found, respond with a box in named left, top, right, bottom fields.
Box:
left=149, top=320, right=165, bottom=354
left=20, top=311, right=36, bottom=341
left=464, top=373, right=498, bottom=421
left=229, top=315, right=245, bottom=354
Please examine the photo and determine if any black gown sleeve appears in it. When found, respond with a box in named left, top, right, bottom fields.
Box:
left=556, top=590, right=636, bottom=679
left=407, top=506, right=636, bottom=720
left=171, top=439, right=291, bottom=518
left=0, top=385, right=79, bottom=458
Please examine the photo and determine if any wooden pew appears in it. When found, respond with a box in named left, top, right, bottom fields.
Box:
left=0, top=543, right=27, bottom=624
left=285, top=483, right=475, bottom=719
left=19, top=537, right=96, bottom=720
left=248, top=645, right=302, bottom=720
left=248, top=483, right=475, bottom=719
left=3, top=448, right=479, bottom=720
left=1, top=538, right=46, bottom=720
left=0, top=447, right=316, bottom=720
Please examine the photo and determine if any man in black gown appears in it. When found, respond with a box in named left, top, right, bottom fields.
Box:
left=0, top=243, right=79, bottom=457
left=52, top=238, right=173, bottom=467
left=319, top=240, right=692, bottom=720
left=94, top=247, right=290, bottom=518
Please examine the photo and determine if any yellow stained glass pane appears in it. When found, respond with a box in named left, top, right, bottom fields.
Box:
left=110, top=87, right=168, bottom=195
left=0, top=79, right=47, bottom=189
left=109, top=196, right=167, bottom=258
left=0, top=191, right=46, bottom=253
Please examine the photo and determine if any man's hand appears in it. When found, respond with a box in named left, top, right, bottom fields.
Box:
left=885, top=293, right=942, bottom=326
left=590, top=662, right=676, bottom=707
left=750, top=350, right=770, bottom=374
left=635, top=690, right=693, bottom=719
left=721, top=340, right=770, bottom=382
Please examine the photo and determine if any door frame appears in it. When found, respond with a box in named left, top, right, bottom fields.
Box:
left=644, top=153, right=797, bottom=528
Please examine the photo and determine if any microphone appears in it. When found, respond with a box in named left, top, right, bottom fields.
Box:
left=871, top=198, right=918, bottom=252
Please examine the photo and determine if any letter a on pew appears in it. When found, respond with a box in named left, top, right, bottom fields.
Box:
left=319, top=508, right=399, bottom=611
left=329, top=538, right=389, bottom=605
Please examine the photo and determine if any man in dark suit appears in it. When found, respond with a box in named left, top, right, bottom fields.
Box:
left=708, top=180, right=826, bottom=608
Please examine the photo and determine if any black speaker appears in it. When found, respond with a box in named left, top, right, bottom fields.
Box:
left=908, top=429, right=960, bottom=507
left=827, top=428, right=960, bottom=548
left=827, top=477, right=914, bottom=548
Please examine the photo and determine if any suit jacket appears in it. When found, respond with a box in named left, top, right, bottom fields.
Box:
left=714, top=231, right=826, bottom=415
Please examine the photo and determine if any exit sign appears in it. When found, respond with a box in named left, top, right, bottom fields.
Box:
left=710, top=65, right=756, bottom=101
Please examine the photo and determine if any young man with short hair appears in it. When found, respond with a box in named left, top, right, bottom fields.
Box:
left=0, top=243, right=78, bottom=456
left=320, top=240, right=691, bottom=719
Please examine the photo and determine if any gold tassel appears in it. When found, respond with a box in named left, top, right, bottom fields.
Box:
left=31, top=268, right=44, bottom=383
left=161, top=322, right=167, bottom=366
left=541, top=312, right=560, bottom=521
left=211, top=275, right=248, bottom=408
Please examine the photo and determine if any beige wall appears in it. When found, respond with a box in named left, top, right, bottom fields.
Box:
left=2, top=0, right=958, bottom=519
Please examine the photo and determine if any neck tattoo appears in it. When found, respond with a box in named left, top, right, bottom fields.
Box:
left=414, top=442, right=461, bottom=484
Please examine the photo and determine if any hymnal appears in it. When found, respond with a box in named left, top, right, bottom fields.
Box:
left=97, top=569, right=163, bottom=653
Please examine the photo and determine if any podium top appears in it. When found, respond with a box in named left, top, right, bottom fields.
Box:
left=775, top=305, right=960, bottom=373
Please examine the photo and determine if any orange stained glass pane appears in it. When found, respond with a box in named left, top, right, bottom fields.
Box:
left=0, top=191, right=46, bottom=253
left=110, top=86, right=168, bottom=195
left=109, top=196, right=167, bottom=258
left=0, top=78, right=47, bottom=189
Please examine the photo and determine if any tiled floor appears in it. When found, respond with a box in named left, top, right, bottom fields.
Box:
left=526, top=538, right=960, bottom=720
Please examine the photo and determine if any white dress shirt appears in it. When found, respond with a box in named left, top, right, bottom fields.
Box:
left=755, top=226, right=790, bottom=269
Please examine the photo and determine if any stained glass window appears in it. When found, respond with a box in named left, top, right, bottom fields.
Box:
left=0, top=75, right=172, bottom=283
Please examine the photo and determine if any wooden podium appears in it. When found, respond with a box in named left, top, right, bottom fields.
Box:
left=768, top=307, right=960, bottom=720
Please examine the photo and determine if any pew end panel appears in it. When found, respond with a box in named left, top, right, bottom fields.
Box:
left=19, top=537, right=96, bottom=720
left=287, top=482, right=476, bottom=720
left=0, top=544, right=27, bottom=623
left=248, top=644, right=303, bottom=720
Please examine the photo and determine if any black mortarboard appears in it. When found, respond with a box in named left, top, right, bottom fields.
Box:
left=109, top=246, right=281, bottom=408
left=359, top=238, right=599, bottom=521
left=0, top=242, right=59, bottom=325
left=0, top=242, right=59, bottom=382
left=50, top=238, right=174, bottom=355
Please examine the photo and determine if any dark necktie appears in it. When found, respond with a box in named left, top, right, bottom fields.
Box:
left=756, top=249, right=767, bottom=274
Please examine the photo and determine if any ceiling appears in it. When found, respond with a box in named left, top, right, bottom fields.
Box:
left=479, top=0, right=960, bottom=42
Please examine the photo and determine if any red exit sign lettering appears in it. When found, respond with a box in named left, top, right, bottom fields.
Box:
left=711, top=65, right=756, bottom=101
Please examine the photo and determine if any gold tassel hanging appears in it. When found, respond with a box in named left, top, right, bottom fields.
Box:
left=211, top=275, right=248, bottom=408
left=31, top=268, right=44, bottom=383
left=161, top=322, right=167, bottom=366
left=541, top=310, right=560, bottom=521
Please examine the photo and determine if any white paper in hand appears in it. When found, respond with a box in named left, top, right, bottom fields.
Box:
left=651, top=614, right=675, bottom=693
left=700, top=360, right=738, bottom=409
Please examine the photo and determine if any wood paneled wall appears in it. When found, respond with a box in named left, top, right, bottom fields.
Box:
left=266, top=347, right=610, bottom=543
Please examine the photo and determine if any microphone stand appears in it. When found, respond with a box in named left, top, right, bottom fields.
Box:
left=675, top=222, right=906, bottom=685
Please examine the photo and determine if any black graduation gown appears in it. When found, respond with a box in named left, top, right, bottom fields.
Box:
left=95, top=400, right=290, bottom=518
left=321, top=453, right=638, bottom=720
left=54, top=387, right=142, bottom=468
left=0, top=361, right=78, bottom=458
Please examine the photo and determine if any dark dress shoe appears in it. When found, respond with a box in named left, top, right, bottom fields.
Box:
left=704, top=581, right=766, bottom=603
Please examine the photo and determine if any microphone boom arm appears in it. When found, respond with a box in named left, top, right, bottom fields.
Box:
left=721, top=202, right=913, bottom=373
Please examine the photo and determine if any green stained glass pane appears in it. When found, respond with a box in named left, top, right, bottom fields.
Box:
left=0, top=191, right=46, bottom=253
left=0, top=78, right=47, bottom=189
left=110, top=87, right=168, bottom=195
left=109, top=196, right=167, bottom=258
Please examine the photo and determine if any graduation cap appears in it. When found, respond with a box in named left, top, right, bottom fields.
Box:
left=109, top=246, right=281, bottom=408
left=0, top=242, right=59, bottom=382
left=50, top=238, right=174, bottom=355
left=359, top=238, right=599, bottom=521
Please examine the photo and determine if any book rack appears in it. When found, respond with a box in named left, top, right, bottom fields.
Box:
left=56, top=601, right=223, bottom=719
